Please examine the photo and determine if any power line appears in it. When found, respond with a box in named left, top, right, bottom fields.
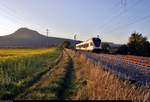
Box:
left=0, top=2, right=27, bottom=26
left=94, top=1, right=121, bottom=31
left=0, top=1, right=46, bottom=32
left=95, top=0, right=142, bottom=33
left=102, top=0, right=147, bottom=34
left=105, top=13, right=150, bottom=34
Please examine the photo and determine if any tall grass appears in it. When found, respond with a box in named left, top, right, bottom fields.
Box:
left=16, top=50, right=78, bottom=100
left=67, top=49, right=150, bottom=100
left=0, top=48, right=62, bottom=99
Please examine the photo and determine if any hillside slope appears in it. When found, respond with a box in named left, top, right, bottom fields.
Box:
left=0, top=28, right=79, bottom=47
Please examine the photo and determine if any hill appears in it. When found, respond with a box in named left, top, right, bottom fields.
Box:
left=102, top=42, right=122, bottom=48
left=0, top=28, right=80, bottom=48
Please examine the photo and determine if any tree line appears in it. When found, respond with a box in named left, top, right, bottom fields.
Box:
left=116, top=32, right=150, bottom=57
left=60, top=32, right=150, bottom=57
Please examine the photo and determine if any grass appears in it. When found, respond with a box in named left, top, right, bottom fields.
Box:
left=0, top=48, right=55, bottom=61
left=1, top=48, right=150, bottom=100
left=66, top=49, right=150, bottom=100
left=0, top=47, right=62, bottom=99
left=56, top=53, right=77, bottom=100
left=16, top=50, right=78, bottom=100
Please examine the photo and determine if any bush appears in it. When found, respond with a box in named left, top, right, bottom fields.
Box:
left=61, top=40, right=71, bottom=48
left=101, top=43, right=110, bottom=53
left=116, top=45, right=128, bottom=54
left=128, top=32, right=150, bottom=56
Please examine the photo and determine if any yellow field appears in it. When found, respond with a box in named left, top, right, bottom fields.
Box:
left=0, top=48, right=56, bottom=60
left=0, top=47, right=62, bottom=99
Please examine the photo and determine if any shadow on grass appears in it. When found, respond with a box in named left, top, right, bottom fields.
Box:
left=56, top=57, right=77, bottom=100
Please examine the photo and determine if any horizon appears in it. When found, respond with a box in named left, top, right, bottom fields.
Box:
left=0, top=0, right=150, bottom=44
left=0, top=27, right=122, bottom=45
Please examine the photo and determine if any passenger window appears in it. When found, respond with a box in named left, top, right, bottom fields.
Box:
left=90, top=43, right=93, bottom=46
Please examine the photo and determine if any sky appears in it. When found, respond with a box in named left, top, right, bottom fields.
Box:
left=0, top=0, right=150, bottom=44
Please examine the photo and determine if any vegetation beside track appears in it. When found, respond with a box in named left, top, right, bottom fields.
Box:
left=16, top=50, right=78, bottom=100
left=1, top=48, right=150, bottom=100
left=66, top=49, right=150, bottom=100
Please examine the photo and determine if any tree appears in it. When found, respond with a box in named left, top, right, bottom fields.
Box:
left=61, top=40, right=71, bottom=48
left=140, top=41, right=150, bottom=56
left=101, top=43, right=110, bottom=53
left=128, top=32, right=150, bottom=56
left=116, top=45, right=128, bottom=54
left=129, top=32, right=147, bottom=43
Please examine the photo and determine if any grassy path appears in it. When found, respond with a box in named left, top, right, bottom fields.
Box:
left=56, top=54, right=77, bottom=100
left=16, top=50, right=78, bottom=100
left=16, top=50, right=63, bottom=99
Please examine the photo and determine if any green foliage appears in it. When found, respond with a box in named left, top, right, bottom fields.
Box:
left=129, top=32, right=147, bottom=43
left=61, top=40, right=71, bottom=48
left=101, top=43, right=110, bottom=53
left=18, top=52, right=77, bottom=100
left=116, top=45, right=128, bottom=54
left=128, top=32, right=150, bottom=56
left=0, top=48, right=61, bottom=99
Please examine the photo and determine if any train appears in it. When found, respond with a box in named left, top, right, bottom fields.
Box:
left=75, top=37, right=102, bottom=52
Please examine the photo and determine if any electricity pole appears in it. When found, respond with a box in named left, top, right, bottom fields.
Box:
left=46, top=29, right=49, bottom=47
left=97, top=34, right=99, bottom=38
left=74, top=34, right=77, bottom=41
left=74, top=34, right=77, bottom=49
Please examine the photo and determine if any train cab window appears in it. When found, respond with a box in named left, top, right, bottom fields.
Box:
left=90, top=42, right=93, bottom=46
left=93, top=38, right=101, bottom=47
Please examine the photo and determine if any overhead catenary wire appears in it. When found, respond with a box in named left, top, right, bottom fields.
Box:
left=95, top=0, right=143, bottom=33
left=102, top=0, right=147, bottom=34
left=104, top=13, right=150, bottom=34
left=0, top=1, right=27, bottom=26
left=94, top=1, right=122, bottom=31
left=0, top=1, right=47, bottom=33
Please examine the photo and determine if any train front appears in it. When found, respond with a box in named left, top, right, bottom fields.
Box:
left=92, top=38, right=102, bottom=52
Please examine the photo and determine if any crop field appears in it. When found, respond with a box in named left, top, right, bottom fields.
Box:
left=0, top=48, right=57, bottom=60
left=0, top=48, right=150, bottom=100
left=0, top=48, right=62, bottom=99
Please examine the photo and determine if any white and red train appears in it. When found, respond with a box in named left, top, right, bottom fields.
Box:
left=75, top=37, right=102, bottom=52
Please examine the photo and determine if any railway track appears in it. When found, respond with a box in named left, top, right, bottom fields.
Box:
left=76, top=50, right=150, bottom=86
left=98, top=54, right=150, bottom=67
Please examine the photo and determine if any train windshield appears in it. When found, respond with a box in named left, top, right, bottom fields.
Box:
left=93, top=38, right=101, bottom=47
